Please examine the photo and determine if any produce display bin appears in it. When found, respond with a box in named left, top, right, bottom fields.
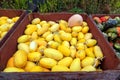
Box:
left=89, top=14, right=120, bottom=58
left=0, top=13, right=120, bottom=79
left=0, top=9, right=26, bottom=48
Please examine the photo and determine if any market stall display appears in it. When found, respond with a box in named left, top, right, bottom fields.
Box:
left=0, top=13, right=120, bottom=79
left=0, top=13, right=119, bottom=75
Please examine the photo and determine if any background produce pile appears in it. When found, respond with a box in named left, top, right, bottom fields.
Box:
left=0, top=0, right=120, bottom=14
left=0, top=16, right=19, bottom=40
left=93, top=16, right=120, bottom=57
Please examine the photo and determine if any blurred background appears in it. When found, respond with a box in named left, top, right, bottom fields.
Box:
left=0, top=0, right=120, bottom=14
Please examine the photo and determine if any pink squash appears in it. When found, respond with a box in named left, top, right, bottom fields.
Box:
left=68, top=14, right=83, bottom=27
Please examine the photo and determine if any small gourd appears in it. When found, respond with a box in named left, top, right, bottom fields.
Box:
left=68, top=14, right=83, bottom=27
